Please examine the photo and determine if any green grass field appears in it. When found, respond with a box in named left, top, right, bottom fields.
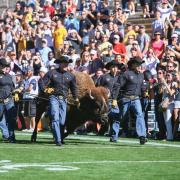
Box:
left=0, top=132, right=180, bottom=180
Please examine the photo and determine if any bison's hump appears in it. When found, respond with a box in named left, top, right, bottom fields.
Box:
left=68, top=71, right=95, bottom=103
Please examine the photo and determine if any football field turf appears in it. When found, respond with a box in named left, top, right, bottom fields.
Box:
left=0, top=132, right=180, bottom=180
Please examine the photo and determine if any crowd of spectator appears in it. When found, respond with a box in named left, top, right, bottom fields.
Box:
left=0, top=0, right=179, bottom=141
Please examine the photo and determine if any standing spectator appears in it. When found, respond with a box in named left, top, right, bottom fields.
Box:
left=2, top=25, right=16, bottom=53
left=143, top=48, right=160, bottom=77
left=64, top=13, right=79, bottom=31
left=79, top=11, right=94, bottom=44
left=161, top=71, right=177, bottom=140
left=152, top=10, right=165, bottom=36
left=151, top=31, right=165, bottom=59
left=53, top=19, right=67, bottom=56
left=43, top=0, right=55, bottom=18
left=39, top=39, right=52, bottom=67
left=87, top=1, right=98, bottom=27
left=154, top=67, right=166, bottom=139
left=112, top=34, right=126, bottom=58
left=23, top=66, right=38, bottom=132
left=137, top=25, right=150, bottom=57
left=140, top=0, right=150, bottom=18
left=166, top=11, right=177, bottom=41
left=89, top=49, right=104, bottom=74
left=172, top=72, right=180, bottom=139
left=157, top=0, right=176, bottom=22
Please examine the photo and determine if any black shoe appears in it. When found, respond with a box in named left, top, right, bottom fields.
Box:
left=56, top=142, right=62, bottom=146
left=2, top=137, right=9, bottom=142
left=110, top=138, right=117, bottom=143
left=9, top=139, right=16, bottom=143
left=139, top=136, right=146, bottom=145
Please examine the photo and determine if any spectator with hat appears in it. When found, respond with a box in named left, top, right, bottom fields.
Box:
left=39, top=55, right=79, bottom=146
left=112, top=34, right=126, bottom=58
left=89, top=49, right=104, bottom=75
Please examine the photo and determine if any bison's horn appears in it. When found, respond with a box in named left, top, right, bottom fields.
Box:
left=89, top=89, right=95, bottom=99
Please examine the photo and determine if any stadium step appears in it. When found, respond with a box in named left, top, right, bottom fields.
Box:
left=125, top=4, right=180, bottom=35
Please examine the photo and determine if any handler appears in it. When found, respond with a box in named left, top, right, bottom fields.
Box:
left=112, top=57, right=147, bottom=144
left=40, top=55, right=79, bottom=146
left=96, top=60, right=121, bottom=141
left=0, top=58, right=16, bottom=143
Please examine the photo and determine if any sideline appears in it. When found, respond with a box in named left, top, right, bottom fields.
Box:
left=3, top=132, right=180, bottom=148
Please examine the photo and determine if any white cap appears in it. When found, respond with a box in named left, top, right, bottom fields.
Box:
left=40, top=67, right=48, bottom=73
left=42, top=39, right=48, bottom=44
left=171, top=11, right=177, bottom=16
left=114, top=35, right=120, bottom=40
left=171, top=33, right=178, bottom=38
left=45, top=0, right=52, bottom=3
left=90, top=49, right=97, bottom=55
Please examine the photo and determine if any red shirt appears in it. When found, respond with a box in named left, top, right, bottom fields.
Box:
left=44, top=5, right=55, bottom=17
left=113, top=43, right=126, bottom=55
left=151, top=40, right=164, bottom=59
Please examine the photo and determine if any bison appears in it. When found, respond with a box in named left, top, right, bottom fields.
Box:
left=31, top=71, right=109, bottom=142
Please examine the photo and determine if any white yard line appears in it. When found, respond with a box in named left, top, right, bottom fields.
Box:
left=54, top=160, right=180, bottom=164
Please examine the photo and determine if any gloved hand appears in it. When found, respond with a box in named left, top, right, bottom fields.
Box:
left=112, top=99, right=118, bottom=108
left=44, top=88, right=55, bottom=94
left=13, top=93, right=19, bottom=102
left=74, top=98, right=80, bottom=108
left=12, top=89, right=21, bottom=94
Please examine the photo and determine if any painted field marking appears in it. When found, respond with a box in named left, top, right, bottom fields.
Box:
left=0, top=160, right=180, bottom=173
left=0, top=160, right=79, bottom=173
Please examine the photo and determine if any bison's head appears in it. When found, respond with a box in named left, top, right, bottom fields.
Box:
left=79, top=86, right=109, bottom=124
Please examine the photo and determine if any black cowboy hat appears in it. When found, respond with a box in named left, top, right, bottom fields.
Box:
left=105, top=60, right=121, bottom=70
left=127, top=57, right=145, bottom=67
left=0, top=58, right=10, bottom=67
left=54, top=56, right=73, bottom=64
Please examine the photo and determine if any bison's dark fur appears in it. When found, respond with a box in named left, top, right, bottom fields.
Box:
left=31, top=72, right=109, bottom=142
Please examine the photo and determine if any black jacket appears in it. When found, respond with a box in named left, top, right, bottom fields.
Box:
left=112, top=70, right=144, bottom=99
left=39, top=68, right=77, bottom=99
